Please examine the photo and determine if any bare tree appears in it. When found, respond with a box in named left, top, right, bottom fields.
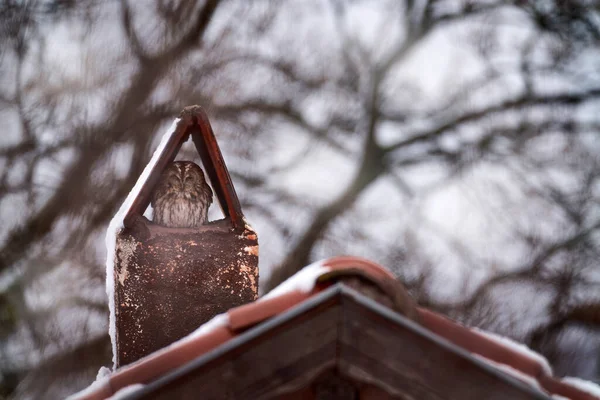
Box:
left=1, top=0, right=599, bottom=398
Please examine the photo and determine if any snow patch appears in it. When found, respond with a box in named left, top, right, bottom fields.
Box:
left=158, top=314, right=229, bottom=353
left=473, top=328, right=553, bottom=376
left=185, top=313, right=230, bottom=341
left=474, top=354, right=546, bottom=394
left=105, top=118, right=181, bottom=369
left=139, top=313, right=229, bottom=355
left=96, top=366, right=112, bottom=381
left=562, top=377, right=600, bottom=398
left=261, top=259, right=331, bottom=300
left=65, top=377, right=109, bottom=400
left=242, top=216, right=255, bottom=233
left=143, top=204, right=154, bottom=220
left=108, top=384, right=145, bottom=400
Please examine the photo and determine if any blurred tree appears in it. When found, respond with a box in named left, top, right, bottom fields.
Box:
left=0, top=0, right=599, bottom=398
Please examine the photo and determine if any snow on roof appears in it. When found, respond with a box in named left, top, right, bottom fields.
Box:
left=473, top=354, right=545, bottom=393
left=552, top=395, right=571, bottom=400
left=260, top=259, right=330, bottom=301
left=107, top=384, right=145, bottom=400
left=182, top=313, right=229, bottom=341
left=473, top=327, right=553, bottom=376
left=105, top=117, right=181, bottom=369
left=96, top=366, right=111, bottom=381
left=562, top=377, right=600, bottom=398
left=65, top=376, right=109, bottom=400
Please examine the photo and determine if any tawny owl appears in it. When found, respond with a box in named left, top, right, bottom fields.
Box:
left=151, top=161, right=213, bottom=228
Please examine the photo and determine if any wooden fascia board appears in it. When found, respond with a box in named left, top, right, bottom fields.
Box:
left=338, top=289, right=551, bottom=400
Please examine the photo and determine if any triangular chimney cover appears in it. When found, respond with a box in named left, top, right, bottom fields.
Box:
left=122, top=105, right=244, bottom=230
left=105, top=105, right=257, bottom=368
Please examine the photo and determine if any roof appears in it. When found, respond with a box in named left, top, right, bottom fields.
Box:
left=70, top=256, right=600, bottom=400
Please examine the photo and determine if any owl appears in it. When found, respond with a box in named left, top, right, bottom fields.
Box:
left=151, top=161, right=213, bottom=228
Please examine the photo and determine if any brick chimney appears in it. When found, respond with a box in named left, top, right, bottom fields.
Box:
left=109, top=106, right=258, bottom=367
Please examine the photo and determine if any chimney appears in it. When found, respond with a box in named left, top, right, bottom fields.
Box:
left=107, top=106, right=258, bottom=368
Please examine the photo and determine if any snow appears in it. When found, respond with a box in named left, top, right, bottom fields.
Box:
left=96, top=366, right=112, bottom=381
left=473, top=328, right=553, bottom=376
left=108, top=384, right=145, bottom=400
left=474, top=354, right=545, bottom=393
left=184, top=313, right=230, bottom=340
left=105, top=117, right=181, bottom=369
left=261, top=259, right=331, bottom=301
left=143, top=204, right=153, bottom=220
left=65, top=377, right=109, bottom=400
left=562, top=377, right=600, bottom=398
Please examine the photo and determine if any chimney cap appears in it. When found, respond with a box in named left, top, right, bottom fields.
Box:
left=123, top=105, right=245, bottom=229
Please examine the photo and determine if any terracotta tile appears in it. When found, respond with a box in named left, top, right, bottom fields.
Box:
left=228, top=290, right=314, bottom=332
left=73, top=380, right=113, bottom=400
left=323, top=256, right=397, bottom=280
left=418, top=308, right=545, bottom=378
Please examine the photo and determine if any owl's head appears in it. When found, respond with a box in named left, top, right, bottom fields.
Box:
left=151, top=161, right=213, bottom=205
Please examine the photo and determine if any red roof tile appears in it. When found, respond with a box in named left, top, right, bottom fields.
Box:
left=70, top=256, right=600, bottom=400
left=228, top=290, right=314, bottom=332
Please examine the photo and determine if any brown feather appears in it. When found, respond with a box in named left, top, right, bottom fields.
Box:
left=151, top=161, right=213, bottom=228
